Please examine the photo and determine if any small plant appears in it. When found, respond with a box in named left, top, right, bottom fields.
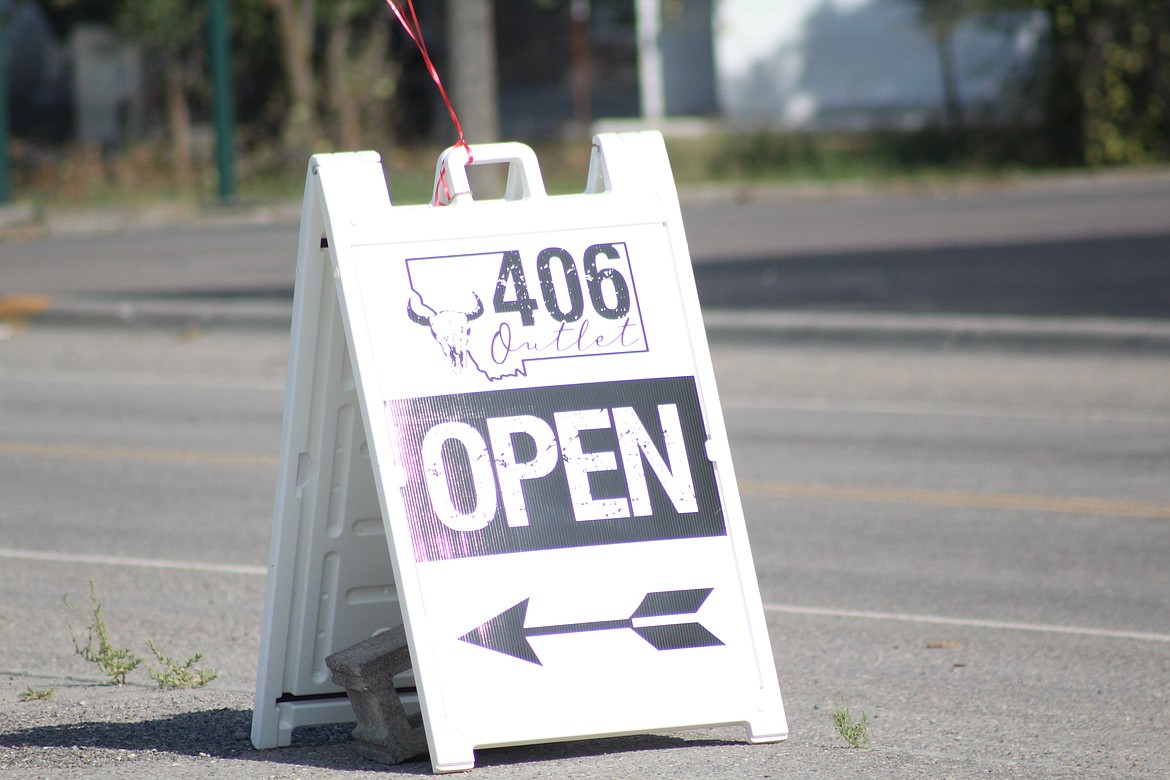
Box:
left=18, top=687, right=55, bottom=702
left=62, top=580, right=143, bottom=685
left=61, top=579, right=218, bottom=690
left=146, top=640, right=219, bottom=690
left=833, top=697, right=870, bottom=749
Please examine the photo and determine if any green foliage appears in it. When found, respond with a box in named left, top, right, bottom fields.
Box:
left=887, top=1, right=1170, bottom=165
left=62, top=579, right=218, bottom=690
left=17, top=687, right=55, bottom=702
left=113, top=0, right=202, bottom=52
left=1042, top=0, right=1170, bottom=165
left=29, top=0, right=1170, bottom=199
left=145, top=640, right=219, bottom=690
left=833, top=698, right=870, bottom=749
left=62, top=580, right=144, bottom=685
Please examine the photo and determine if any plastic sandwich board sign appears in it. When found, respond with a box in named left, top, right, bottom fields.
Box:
left=251, top=132, right=787, bottom=772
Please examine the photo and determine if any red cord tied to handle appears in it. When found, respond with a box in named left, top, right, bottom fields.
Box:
left=385, top=0, right=472, bottom=206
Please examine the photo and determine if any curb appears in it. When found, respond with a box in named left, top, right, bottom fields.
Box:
left=700, top=310, right=1170, bottom=351
left=14, top=295, right=1170, bottom=352
left=0, top=200, right=302, bottom=241
left=14, top=295, right=295, bottom=332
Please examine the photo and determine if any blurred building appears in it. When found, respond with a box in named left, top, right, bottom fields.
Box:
left=497, top=0, right=1040, bottom=136
left=495, top=0, right=719, bottom=137
left=3, top=3, right=141, bottom=146
left=69, top=25, right=143, bottom=146
left=714, top=0, right=1043, bottom=129
left=4, top=0, right=1042, bottom=148
left=5, top=2, right=71, bottom=142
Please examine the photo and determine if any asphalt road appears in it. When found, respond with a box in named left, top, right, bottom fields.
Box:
left=1, top=170, right=1169, bottom=777
left=3, top=168, right=1169, bottom=317
left=1, top=326, right=1167, bottom=778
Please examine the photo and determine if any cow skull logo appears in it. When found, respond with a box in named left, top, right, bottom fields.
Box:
left=406, top=293, right=485, bottom=374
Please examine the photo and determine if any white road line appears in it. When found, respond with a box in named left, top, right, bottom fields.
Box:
left=740, top=480, right=1170, bottom=520
left=764, top=603, right=1170, bottom=643
left=6, top=547, right=1163, bottom=644
left=0, top=547, right=267, bottom=577
left=0, top=441, right=278, bottom=468
left=0, top=369, right=284, bottom=393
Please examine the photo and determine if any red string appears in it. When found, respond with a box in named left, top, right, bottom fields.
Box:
left=385, top=0, right=472, bottom=204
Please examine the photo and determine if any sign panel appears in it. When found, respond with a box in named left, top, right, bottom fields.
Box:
left=349, top=221, right=684, bottom=401
left=251, top=152, right=409, bottom=752
left=253, top=135, right=786, bottom=772
left=390, top=376, right=724, bottom=561
left=403, top=241, right=647, bottom=382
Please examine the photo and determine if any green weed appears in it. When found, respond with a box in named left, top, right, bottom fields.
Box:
left=17, top=687, right=55, bottom=702
left=833, top=697, right=870, bottom=749
left=146, top=640, right=219, bottom=690
left=62, top=580, right=143, bottom=685
left=63, top=580, right=219, bottom=690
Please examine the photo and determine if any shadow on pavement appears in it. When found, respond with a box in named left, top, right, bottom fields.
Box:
left=693, top=232, right=1170, bottom=318
left=0, top=705, right=739, bottom=773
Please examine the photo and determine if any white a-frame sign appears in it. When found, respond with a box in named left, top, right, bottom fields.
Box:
left=251, top=132, right=787, bottom=772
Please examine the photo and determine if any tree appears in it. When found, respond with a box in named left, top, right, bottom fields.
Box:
left=50, top=0, right=209, bottom=188
left=325, top=0, right=394, bottom=152
left=269, top=0, right=317, bottom=156
left=972, top=0, right=1169, bottom=164
left=912, top=0, right=975, bottom=126
left=1038, top=0, right=1170, bottom=165
left=444, top=0, right=499, bottom=142
left=909, top=0, right=1169, bottom=165
left=269, top=0, right=402, bottom=159
left=114, top=0, right=203, bottom=189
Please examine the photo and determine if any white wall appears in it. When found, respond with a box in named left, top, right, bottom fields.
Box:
left=714, top=0, right=1042, bottom=127
left=70, top=25, right=143, bottom=145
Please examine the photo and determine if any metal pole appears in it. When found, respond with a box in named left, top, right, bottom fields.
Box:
left=208, top=0, right=236, bottom=202
left=0, top=1, right=12, bottom=204
left=635, top=0, right=664, bottom=120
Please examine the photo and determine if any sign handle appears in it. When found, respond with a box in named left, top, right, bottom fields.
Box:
left=433, top=142, right=548, bottom=205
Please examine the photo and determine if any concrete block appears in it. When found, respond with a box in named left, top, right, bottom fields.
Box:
left=326, top=624, right=427, bottom=765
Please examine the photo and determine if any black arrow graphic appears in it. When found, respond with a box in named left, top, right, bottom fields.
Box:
left=458, top=588, right=723, bottom=665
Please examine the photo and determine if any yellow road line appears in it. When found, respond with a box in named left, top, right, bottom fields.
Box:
left=0, top=295, right=54, bottom=323
left=0, top=441, right=278, bottom=469
left=4, top=440, right=1166, bottom=520
left=739, top=480, right=1170, bottom=520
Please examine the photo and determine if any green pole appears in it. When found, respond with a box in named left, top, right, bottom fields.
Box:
left=0, top=2, right=12, bottom=205
left=208, top=0, right=236, bottom=202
